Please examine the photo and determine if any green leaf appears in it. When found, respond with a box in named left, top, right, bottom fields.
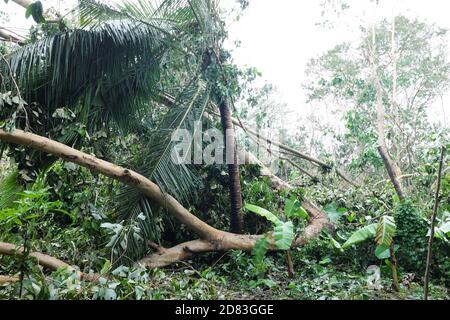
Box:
left=252, top=236, right=270, bottom=265
left=245, top=204, right=282, bottom=226
left=319, top=256, right=332, bottom=265
left=103, top=288, right=117, bottom=300
left=285, top=198, right=309, bottom=220
left=63, top=162, right=78, bottom=171
left=324, top=203, right=347, bottom=223
left=375, top=244, right=399, bottom=260
left=330, top=237, right=343, bottom=252
left=30, top=1, right=46, bottom=23
left=342, top=224, right=377, bottom=249
left=0, top=169, right=21, bottom=210
left=274, top=221, right=294, bottom=250
left=25, top=4, right=32, bottom=18
left=100, top=259, right=112, bottom=274
left=375, top=244, right=390, bottom=259
left=284, top=198, right=299, bottom=216
left=375, top=216, right=396, bottom=247
left=439, top=221, right=450, bottom=235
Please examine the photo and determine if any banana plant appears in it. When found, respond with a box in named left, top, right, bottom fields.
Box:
left=245, top=198, right=308, bottom=276
left=331, top=215, right=400, bottom=291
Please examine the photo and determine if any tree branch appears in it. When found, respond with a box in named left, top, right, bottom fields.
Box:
left=424, top=147, right=446, bottom=300
left=0, top=241, right=99, bottom=282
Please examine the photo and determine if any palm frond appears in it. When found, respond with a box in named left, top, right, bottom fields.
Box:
left=6, top=20, right=166, bottom=130
left=3, top=0, right=214, bottom=133
left=112, top=79, right=211, bottom=262
left=78, top=0, right=214, bottom=45
left=0, top=168, right=21, bottom=210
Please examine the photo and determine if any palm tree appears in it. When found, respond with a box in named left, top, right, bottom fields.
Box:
left=218, top=98, right=244, bottom=233
left=1, top=0, right=244, bottom=259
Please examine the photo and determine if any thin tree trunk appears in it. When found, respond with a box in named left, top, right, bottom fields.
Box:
left=389, top=242, right=400, bottom=292
left=210, top=109, right=361, bottom=187
left=424, top=147, right=446, bottom=300
left=138, top=149, right=331, bottom=268
left=219, top=99, right=244, bottom=234
left=286, top=250, right=295, bottom=278
left=370, top=21, right=406, bottom=201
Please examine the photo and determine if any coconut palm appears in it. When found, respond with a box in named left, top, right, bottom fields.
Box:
left=1, top=0, right=244, bottom=261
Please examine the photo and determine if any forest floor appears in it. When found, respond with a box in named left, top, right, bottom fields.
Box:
left=1, top=243, right=449, bottom=300
left=119, top=251, right=449, bottom=300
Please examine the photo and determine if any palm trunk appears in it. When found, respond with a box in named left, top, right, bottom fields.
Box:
left=219, top=99, right=244, bottom=234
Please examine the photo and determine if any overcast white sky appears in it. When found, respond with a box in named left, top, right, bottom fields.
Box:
left=1, top=0, right=449, bottom=128
left=222, top=0, right=450, bottom=128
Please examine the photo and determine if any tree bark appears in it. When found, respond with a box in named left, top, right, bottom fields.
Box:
left=370, top=29, right=406, bottom=201
left=161, top=93, right=359, bottom=188
left=138, top=149, right=331, bottom=268
left=374, top=77, right=405, bottom=201
left=374, top=65, right=405, bottom=200
left=424, top=147, right=445, bottom=300
left=0, top=275, right=19, bottom=284
left=219, top=99, right=244, bottom=234
left=0, top=241, right=99, bottom=282
left=0, top=128, right=223, bottom=241
left=209, top=109, right=361, bottom=188
left=0, top=128, right=330, bottom=269
left=0, top=28, right=25, bottom=45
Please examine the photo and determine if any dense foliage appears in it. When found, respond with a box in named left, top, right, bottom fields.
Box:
left=0, top=0, right=448, bottom=300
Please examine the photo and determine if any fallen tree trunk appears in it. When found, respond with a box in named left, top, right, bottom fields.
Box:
left=0, top=275, right=19, bottom=284
left=0, top=128, right=329, bottom=269
left=138, top=150, right=331, bottom=268
left=0, top=128, right=222, bottom=241
left=239, top=149, right=330, bottom=228
left=0, top=241, right=99, bottom=282
left=0, top=28, right=25, bottom=45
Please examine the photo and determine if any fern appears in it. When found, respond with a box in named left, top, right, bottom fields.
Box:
left=112, top=81, right=211, bottom=263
